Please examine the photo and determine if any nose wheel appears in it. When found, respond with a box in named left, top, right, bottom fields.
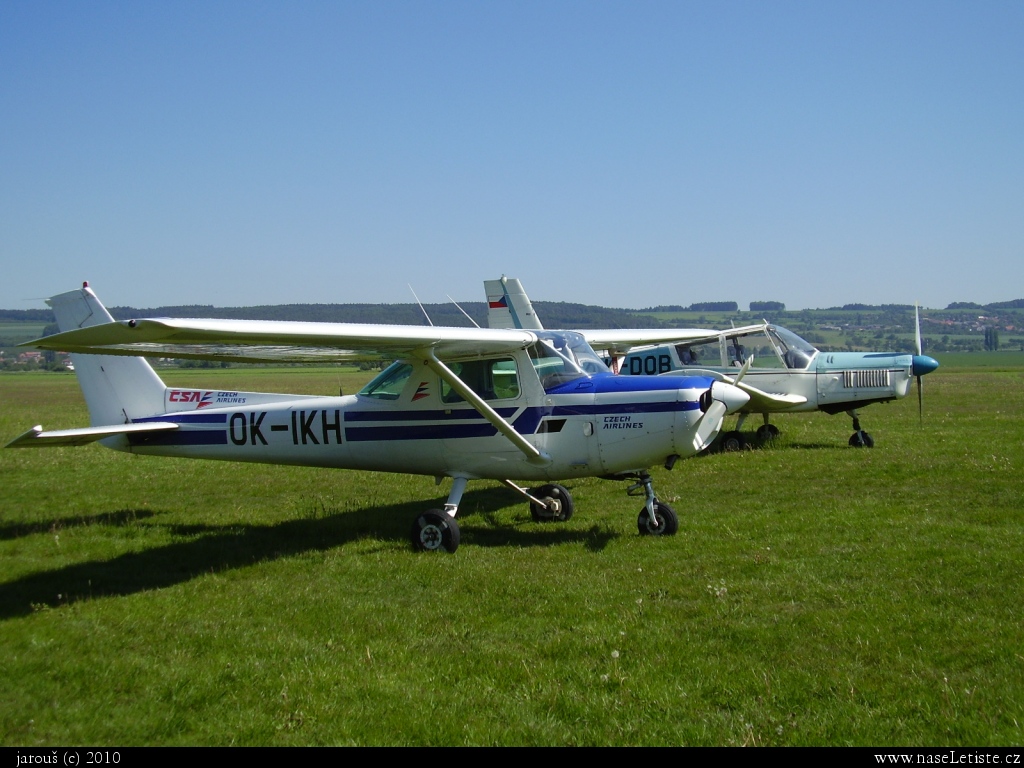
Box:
left=637, top=501, right=679, bottom=536
left=849, top=431, right=874, bottom=448
left=719, top=430, right=746, bottom=451
left=625, top=470, right=679, bottom=537
left=848, top=411, right=874, bottom=448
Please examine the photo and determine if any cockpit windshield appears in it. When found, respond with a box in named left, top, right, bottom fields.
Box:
left=541, top=331, right=610, bottom=375
left=669, top=324, right=818, bottom=371
left=767, top=326, right=818, bottom=370
left=529, top=331, right=609, bottom=390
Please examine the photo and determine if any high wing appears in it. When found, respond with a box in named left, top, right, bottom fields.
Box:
left=23, top=315, right=553, bottom=463
left=24, top=317, right=538, bottom=364
left=580, top=325, right=768, bottom=357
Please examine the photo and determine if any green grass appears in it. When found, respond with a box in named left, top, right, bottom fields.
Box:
left=1, top=366, right=1022, bottom=745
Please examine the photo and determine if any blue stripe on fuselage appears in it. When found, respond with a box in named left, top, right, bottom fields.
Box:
left=134, top=413, right=229, bottom=424
left=343, top=400, right=699, bottom=442
left=345, top=423, right=498, bottom=442
left=130, top=413, right=228, bottom=445
left=128, top=430, right=228, bottom=446
left=544, top=373, right=715, bottom=395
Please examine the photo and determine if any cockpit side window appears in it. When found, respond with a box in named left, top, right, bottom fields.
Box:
left=359, top=362, right=413, bottom=400
left=767, top=326, right=818, bottom=370
left=674, top=341, right=719, bottom=366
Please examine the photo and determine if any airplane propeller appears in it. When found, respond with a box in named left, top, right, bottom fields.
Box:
left=915, top=303, right=923, bottom=420
left=911, top=302, right=940, bottom=421
left=694, top=357, right=751, bottom=450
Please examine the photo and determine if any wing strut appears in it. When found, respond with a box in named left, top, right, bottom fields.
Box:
left=419, top=349, right=551, bottom=466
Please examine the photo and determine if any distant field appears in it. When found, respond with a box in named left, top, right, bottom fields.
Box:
left=1, top=366, right=1022, bottom=745
left=0, top=322, right=49, bottom=345
left=933, top=351, right=1024, bottom=370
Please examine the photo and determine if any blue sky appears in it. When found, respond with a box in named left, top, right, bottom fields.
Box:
left=2, top=1, right=1021, bottom=312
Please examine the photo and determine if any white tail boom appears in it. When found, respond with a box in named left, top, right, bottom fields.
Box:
left=6, top=283, right=173, bottom=449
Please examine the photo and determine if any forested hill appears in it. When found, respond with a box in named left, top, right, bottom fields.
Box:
left=2, top=301, right=667, bottom=330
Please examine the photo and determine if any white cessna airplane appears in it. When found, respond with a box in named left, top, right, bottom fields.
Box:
left=8, top=283, right=750, bottom=553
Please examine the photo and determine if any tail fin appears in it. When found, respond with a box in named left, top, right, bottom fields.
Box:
left=48, top=283, right=167, bottom=425
left=484, top=276, right=544, bottom=330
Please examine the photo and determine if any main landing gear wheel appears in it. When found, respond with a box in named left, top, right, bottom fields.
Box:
left=720, top=431, right=745, bottom=452
left=756, top=424, right=780, bottom=443
left=849, top=431, right=874, bottom=448
left=637, top=501, right=679, bottom=536
left=529, top=483, right=574, bottom=522
left=411, top=509, right=460, bottom=553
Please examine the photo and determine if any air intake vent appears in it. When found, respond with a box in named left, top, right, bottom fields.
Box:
left=843, top=369, right=891, bottom=388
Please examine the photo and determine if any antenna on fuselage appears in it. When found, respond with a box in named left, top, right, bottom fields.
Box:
left=409, top=285, right=433, bottom=327
left=447, top=296, right=480, bottom=328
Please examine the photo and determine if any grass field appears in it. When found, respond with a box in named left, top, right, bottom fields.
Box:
left=1, top=364, right=1022, bottom=745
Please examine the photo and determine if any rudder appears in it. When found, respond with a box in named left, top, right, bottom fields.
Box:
left=484, top=276, right=544, bottom=330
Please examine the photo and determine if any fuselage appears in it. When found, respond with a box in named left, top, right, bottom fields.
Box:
left=619, top=325, right=939, bottom=415
left=116, top=351, right=741, bottom=481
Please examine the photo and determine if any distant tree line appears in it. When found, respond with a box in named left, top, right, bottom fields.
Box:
left=749, top=301, right=785, bottom=312
left=688, top=302, right=738, bottom=312
left=4, top=298, right=1024, bottom=324
left=0, top=308, right=53, bottom=322
left=641, top=302, right=738, bottom=312
left=833, top=303, right=914, bottom=311
left=945, top=299, right=1024, bottom=310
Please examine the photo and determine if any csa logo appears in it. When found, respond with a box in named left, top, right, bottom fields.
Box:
left=169, top=390, right=215, bottom=409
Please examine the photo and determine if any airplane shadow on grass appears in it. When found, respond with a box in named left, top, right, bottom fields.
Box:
left=0, top=486, right=618, bottom=619
left=0, top=508, right=161, bottom=541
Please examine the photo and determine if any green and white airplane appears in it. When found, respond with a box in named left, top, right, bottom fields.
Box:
left=485, top=277, right=939, bottom=450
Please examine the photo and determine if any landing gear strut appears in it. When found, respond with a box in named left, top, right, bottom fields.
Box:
left=625, top=470, right=678, bottom=536
left=847, top=410, right=874, bottom=448
left=411, top=476, right=466, bottom=553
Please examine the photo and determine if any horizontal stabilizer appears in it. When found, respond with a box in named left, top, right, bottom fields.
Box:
left=738, top=383, right=807, bottom=409
left=6, top=421, right=179, bottom=448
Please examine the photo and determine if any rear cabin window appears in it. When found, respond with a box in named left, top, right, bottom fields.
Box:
left=441, top=358, right=520, bottom=403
